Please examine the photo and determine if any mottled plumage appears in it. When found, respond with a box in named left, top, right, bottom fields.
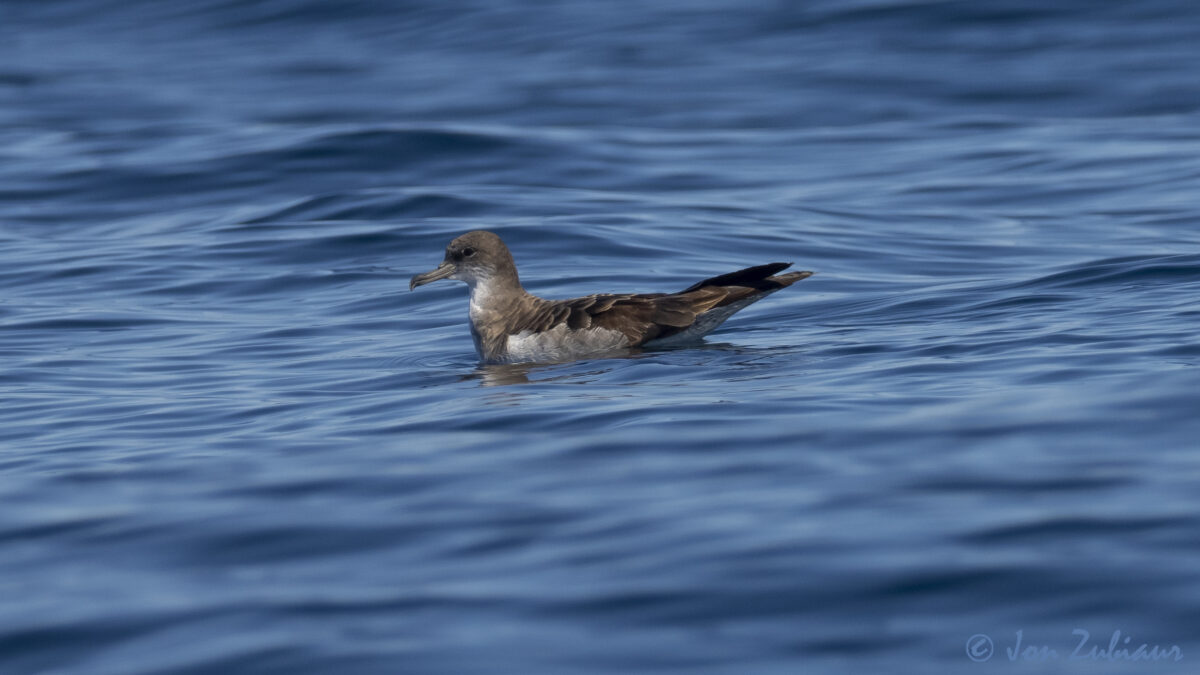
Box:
left=410, top=231, right=812, bottom=364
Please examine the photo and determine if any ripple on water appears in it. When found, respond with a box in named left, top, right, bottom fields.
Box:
left=1019, top=253, right=1200, bottom=289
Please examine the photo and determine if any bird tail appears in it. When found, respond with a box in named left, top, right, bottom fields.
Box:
left=678, top=263, right=813, bottom=294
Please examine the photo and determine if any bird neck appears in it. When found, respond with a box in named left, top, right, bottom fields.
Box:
left=468, top=269, right=527, bottom=317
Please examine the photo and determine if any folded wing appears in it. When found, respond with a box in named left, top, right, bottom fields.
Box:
left=514, top=263, right=813, bottom=347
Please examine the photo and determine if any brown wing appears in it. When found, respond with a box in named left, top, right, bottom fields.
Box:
left=507, top=287, right=740, bottom=346
left=569, top=293, right=702, bottom=344
left=502, top=293, right=686, bottom=345
left=502, top=263, right=813, bottom=348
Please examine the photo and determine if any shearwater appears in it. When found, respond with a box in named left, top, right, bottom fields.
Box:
left=410, top=230, right=813, bottom=364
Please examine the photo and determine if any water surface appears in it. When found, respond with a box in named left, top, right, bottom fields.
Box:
left=2, top=1, right=1199, bottom=673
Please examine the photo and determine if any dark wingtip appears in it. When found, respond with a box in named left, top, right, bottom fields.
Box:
left=680, top=262, right=798, bottom=293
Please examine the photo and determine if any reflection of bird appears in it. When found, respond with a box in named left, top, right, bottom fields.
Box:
left=410, top=231, right=813, bottom=364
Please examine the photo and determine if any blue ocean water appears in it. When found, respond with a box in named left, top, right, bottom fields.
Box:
left=3, top=1, right=1199, bottom=673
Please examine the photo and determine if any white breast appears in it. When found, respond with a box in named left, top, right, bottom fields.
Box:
left=503, top=324, right=631, bottom=363
left=467, top=275, right=498, bottom=321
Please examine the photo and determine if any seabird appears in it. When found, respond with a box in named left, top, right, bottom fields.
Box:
left=410, top=230, right=813, bottom=364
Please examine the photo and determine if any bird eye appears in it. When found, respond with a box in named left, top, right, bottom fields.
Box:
left=462, top=247, right=476, bottom=258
